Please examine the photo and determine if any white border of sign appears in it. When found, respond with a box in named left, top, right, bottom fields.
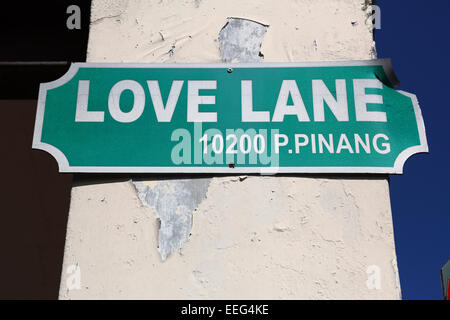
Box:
left=32, top=59, right=428, bottom=174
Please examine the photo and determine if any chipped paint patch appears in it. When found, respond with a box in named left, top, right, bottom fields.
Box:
left=219, top=18, right=268, bottom=63
left=130, top=18, right=269, bottom=261
left=392, top=258, right=402, bottom=299
left=133, top=179, right=211, bottom=260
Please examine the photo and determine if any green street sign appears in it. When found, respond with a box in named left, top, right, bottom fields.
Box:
left=32, top=59, right=428, bottom=174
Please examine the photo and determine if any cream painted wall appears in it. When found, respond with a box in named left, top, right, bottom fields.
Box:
left=59, top=0, right=401, bottom=299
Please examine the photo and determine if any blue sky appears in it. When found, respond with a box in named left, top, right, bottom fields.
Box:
left=375, top=0, right=450, bottom=299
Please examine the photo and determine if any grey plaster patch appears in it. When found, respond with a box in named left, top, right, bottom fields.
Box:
left=318, top=181, right=361, bottom=244
left=133, top=179, right=211, bottom=260
left=219, top=18, right=268, bottom=63
left=132, top=17, right=268, bottom=261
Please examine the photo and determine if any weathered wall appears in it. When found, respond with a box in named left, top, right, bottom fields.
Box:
left=59, top=0, right=401, bottom=299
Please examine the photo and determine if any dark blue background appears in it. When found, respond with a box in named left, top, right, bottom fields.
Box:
left=375, top=0, right=449, bottom=299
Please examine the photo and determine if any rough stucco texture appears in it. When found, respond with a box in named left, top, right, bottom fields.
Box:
left=59, top=0, right=401, bottom=299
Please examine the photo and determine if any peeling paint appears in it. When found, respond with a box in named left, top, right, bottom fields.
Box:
left=168, top=42, right=176, bottom=57
left=370, top=43, right=377, bottom=59
left=313, top=40, right=318, bottom=52
left=361, top=0, right=377, bottom=59
left=133, top=179, right=211, bottom=260
left=219, top=18, right=268, bottom=63
left=131, top=17, right=269, bottom=260
left=392, top=258, right=402, bottom=299
left=90, top=0, right=128, bottom=24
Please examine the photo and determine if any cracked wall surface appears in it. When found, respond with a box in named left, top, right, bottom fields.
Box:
left=59, top=0, right=400, bottom=299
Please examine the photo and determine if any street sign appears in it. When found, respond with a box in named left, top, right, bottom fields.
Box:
left=32, top=59, right=428, bottom=173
